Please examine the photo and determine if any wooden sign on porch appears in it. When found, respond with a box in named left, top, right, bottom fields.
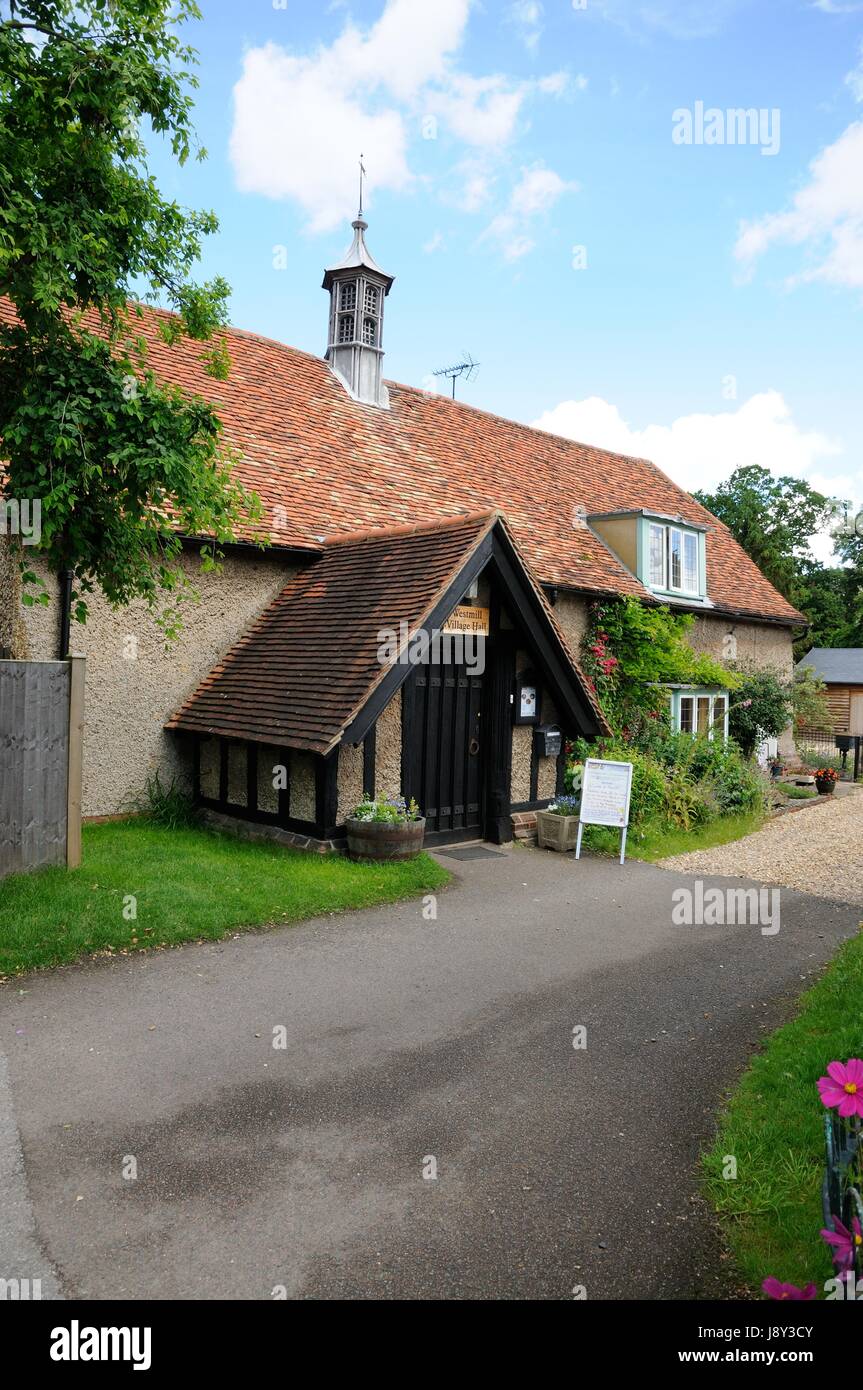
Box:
left=575, top=757, right=633, bottom=865
left=442, top=605, right=490, bottom=636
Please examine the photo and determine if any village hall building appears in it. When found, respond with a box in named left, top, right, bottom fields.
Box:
left=0, top=210, right=804, bottom=849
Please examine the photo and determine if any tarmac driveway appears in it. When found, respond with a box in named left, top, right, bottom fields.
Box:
left=0, top=844, right=859, bottom=1301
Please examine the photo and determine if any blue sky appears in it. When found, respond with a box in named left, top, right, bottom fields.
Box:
left=147, top=0, right=863, bottom=522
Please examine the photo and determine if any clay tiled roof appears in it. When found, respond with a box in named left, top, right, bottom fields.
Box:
left=0, top=297, right=803, bottom=624
left=166, top=511, right=608, bottom=753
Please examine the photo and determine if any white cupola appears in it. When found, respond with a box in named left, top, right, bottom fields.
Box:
left=322, top=200, right=394, bottom=409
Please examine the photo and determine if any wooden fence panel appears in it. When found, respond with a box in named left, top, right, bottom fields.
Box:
left=0, top=660, right=75, bottom=879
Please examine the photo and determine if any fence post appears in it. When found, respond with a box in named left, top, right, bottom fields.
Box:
left=66, top=654, right=85, bottom=869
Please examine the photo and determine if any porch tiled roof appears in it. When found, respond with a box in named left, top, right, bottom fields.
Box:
left=0, top=296, right=804, bottom=624
left=165, top=511, right=607, bottom=753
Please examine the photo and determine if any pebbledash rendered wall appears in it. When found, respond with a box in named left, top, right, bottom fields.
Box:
left=0, top=540, right=299, bottom=817
left=0, top=541, right=800, bottom=820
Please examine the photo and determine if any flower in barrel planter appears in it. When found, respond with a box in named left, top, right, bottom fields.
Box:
left=814, top=766, right=839, bottom=795
left=346, top=795, right=425, bottom=862
left=536, top=794, right=581, bottom=853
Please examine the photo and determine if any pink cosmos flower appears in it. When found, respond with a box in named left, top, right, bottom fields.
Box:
left=762, top=1277, right=818, bottom=1301
left=817, top=1059, right=863, bottom=1118
left=820, top=1216, right=863, bottom=1272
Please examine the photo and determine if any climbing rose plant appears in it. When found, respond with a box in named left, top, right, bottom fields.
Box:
left=580, top=597, right=738, bottom=745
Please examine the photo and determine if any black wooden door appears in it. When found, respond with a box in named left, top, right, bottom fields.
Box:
left=405, top=660, right=485, bottom=841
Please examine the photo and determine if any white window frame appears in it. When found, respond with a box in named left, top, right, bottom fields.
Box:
left=646, top=522, right=702, bottom=597
left=648, top=522, right=666, bottom=588
left=671, top=688, right=729, bottom=742
left=682, top=530, right=699, bottom=593
left=678, top=694, right=695, bottom=734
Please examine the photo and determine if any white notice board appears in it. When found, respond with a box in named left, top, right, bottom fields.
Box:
left=576, top=758, right=633, bottom=864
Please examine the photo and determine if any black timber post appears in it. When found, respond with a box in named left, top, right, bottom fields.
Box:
left=316, top=748, right=340, bottom=839
left=362, top=728, right=376, bottom=799
left=401, top=672, right=418, bottom=804
left=484, top=612, right=515, bottom=845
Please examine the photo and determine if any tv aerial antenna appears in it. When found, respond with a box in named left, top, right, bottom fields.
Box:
left=433, top=352, right=480, bottom=400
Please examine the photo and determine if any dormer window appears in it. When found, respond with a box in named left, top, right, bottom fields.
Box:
left=648, top=522, right=700, bottom=595
left=587, top=509, right=708, bottom=604
left=338, top=313, right=355, bottom=344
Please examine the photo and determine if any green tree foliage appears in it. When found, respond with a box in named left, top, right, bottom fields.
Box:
left=694, top=465, right=862, bottom=655
left=0, top=0, right=259, bottom=632
left=693, top=464, right=833, bottom=598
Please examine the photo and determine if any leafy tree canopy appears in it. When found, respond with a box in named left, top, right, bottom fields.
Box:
left=693, top=464, right=833, bottom=598
left=694, top=464, right=862, bottom=654
left=0, top=0, right=259, bottom=634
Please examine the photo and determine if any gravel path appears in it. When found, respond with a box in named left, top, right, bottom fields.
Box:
left=660, top=787, right=863, bottom=907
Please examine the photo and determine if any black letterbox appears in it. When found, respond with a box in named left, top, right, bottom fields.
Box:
left=835, top=735, right=853, bottom=752
left=534, top=724, right=562, bottom=758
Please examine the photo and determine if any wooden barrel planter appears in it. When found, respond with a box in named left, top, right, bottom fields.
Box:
left=346, top=817, right=426, bottom=862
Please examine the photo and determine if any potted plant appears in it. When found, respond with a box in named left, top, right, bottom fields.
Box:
left=768, top=756, right=785, bottom=781
left=346, top=795, right=425, bottom=861
left=536, top=795, right=581, bottom=852
left=814, top=766, right=839, bottom=795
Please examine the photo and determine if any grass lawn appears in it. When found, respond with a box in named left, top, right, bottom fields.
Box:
left=703, top=931, right=863, bottom=1295
left=0, top=820, right=450, bottom=977
left=580, top=811, right=766, bottom=863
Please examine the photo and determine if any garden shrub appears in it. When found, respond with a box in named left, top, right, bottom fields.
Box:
left=727, top=665, right=793, bottom=757
left=662, top=763, right=712, bottom=830
left=705, top=745, right=767, bottom=815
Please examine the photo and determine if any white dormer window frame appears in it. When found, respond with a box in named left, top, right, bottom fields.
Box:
left=646, top=520, right=702, bottom=598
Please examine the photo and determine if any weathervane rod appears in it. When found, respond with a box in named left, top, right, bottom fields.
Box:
left=358, top=153, right=366, bottom=218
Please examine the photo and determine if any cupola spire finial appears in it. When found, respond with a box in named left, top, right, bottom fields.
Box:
left=321, top=167, right=395, bottom=408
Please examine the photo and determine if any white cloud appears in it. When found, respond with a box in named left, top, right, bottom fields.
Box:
left=230, top=0, right=571, bottom=232
left=508, top=1, right=544, bottom=50
left=531, top=391, right=845, bottom=499
left=427, top=73, right=530, bottom=148
left=813, top=1, right=863, bottom=13
left=231, top=43, right=412, bottom=232
left=734, top=122, right=863, bottom=290
left=593, top=0, right=746, bottom=40
left=423, top=230, right=445, bottom=253
left=480, top=163, right=577, bottom=259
